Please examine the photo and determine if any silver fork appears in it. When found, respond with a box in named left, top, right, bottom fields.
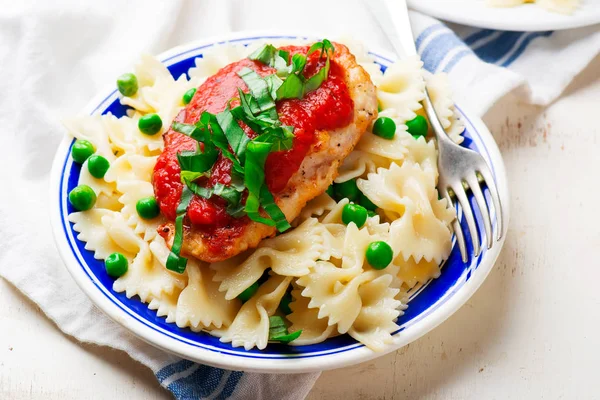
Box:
left=368, top=0, right=504, bottom=262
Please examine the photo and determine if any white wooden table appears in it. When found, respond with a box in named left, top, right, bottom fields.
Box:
left=1, top=55, right=598, bottom=400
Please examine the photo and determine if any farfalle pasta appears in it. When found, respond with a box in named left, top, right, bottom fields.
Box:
left=65, top=38, right=465, bottom=351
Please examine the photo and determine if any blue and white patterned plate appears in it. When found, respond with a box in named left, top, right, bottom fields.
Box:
left=50, top=32, right=509, bottom=373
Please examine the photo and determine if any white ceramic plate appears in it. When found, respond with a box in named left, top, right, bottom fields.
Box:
left=50, top=31, right=510, bottom=373
left=408, top=0, right=600, bottom=31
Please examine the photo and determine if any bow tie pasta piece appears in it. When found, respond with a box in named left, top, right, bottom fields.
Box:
left=400, top=132, right=439, bottom=173
left=297, top=224, right=391, bottom=334
left=358, top=161, right=454, bottom=263
left=78, top=158, right=117, bottom=198
left=113, top=235, right=187, bottom=303
left=358, top=161, right=437, bottom=221
left=63, top=117, right=116, bottom=162
left=425, top=73, right=465, bottom=144
left=217, top=274, right=292, bottom=350
left=211, top=218, right=334, bottom=300
left=103, top=154, right=157, bottom=189
left=69, top=209, right=141, bottom=260
left=394, top=257, right=442, bottom=290
left=377, top=56, right=426, bottom=123
left=336, top=150, right=390, bottom=183
left=175, top=262, right=241, bottom=332
left=353, top=129, right=410, bottom=166
left=348, top=273, right=404, bottom=351
left=287, top=288, right=337, bottom=346
left=293, top=193, right=337, bottom=226
left=118, top=180, right=165, bottom=242
left=147, top=289, right=182, bottom=324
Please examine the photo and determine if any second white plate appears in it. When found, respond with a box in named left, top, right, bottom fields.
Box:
left=408, top=0, right=600, bottom=31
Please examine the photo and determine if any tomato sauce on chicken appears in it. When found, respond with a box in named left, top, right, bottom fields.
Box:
left=153, top=45, right=354, bottom=248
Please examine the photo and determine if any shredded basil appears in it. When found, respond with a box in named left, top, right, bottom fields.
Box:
left=268, top=316, right=301, bottom=344
left=177, top=146, right=218, bottom=174
left=216, top=108, right=250, bottom=162
left=249, top=44, right=277, bottom=65
left=276, top=74, right=304, bottom=100
left=304, top=56, right=331, bottom=93
left=166, top=186, right=194, bottom=273
left=237, top=67, right=275, bottom=112
left=308, top=39, right=335, bottom=58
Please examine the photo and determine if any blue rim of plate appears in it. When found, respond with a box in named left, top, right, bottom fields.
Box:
left=51, top=33, right=508, bottom=371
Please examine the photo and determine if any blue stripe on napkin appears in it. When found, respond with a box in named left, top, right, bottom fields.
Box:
left=156, top=362, right=244, bottom=400
left=415, top=23, right=553, bottom=73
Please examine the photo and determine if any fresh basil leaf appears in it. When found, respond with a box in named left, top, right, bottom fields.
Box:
left=213, top=183, right=241, bottom=205
left=308, top=39, right=335, bottom=59
left=322, top=39, right=335, bottom=55
left=180, top=170, right=205, bottom=186
left=264, top=74, right=283, bottom=100
left=204, top=112, right=245, bottom=175
left=307, top=42, right=323, bottom=56
left=167, top=192, right=191, bottom=274
left=216, top=108, right=250, bottom=162
left=291, top=54, right=307, bottom=75
left=277, top=49, right=290, bottom=62
left=268, top=315, right=301, bottom=343
left=248, top=44, right=277, bottom=65
left=276, top=74, right=304, bottom=100
left=245, top=193, right=276, bottom=226
left=254, top=126, right=294, bottom=152
left=176, top=186, right=194, bottom=215
left=268, top=316, right=287, bottom=338
left=177, top=146, right=218, bottom=174
left=304, top=56, right=330, bottom=93
left=260, top=185, right=290, bottom=232
left=172, top=122, right=209, bottom=143
left=244, top=141, right=271, bottom=196
left=271, top=330, right=302, bottom=344
left=237, top=67, right=275, bottom=112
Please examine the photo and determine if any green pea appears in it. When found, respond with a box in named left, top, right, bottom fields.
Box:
left=342, top=203, right=368, bottom=228
left=68, top=185, right=96, bottom=211
left=372, top=117, right=396, bottom=139
left=326, top=185, right=334, bottom=198
left=138, top=113, right=162, bottom=135
left=105, top=252, right=128, bottom=278
left=358, top=192, right=377, bottom=211
left=71, top=139, right=95, bottom=164
left=182, top=88, right=197, bottom=105
left=333, top=179, right=359, bottom=202
left=238, top=282, right=259, bottom=302
left=87, top=155, right=110, bottom=179
left=116, top=73, right=138, bottom=97
left=279, top=291, right=293, bottom=315
left=406, top=115, right=428, bottom=138
left=366, top=241, right=394, bottom=270
left=367, top=210, right=377, bottom=218
left=136, top=196, right=160, bottom=220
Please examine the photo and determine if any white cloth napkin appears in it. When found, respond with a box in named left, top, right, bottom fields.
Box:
left=0, top=0, right=597, bottom=399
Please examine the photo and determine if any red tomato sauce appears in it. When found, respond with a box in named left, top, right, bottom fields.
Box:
left=153, top=45, right=354, bottom=236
